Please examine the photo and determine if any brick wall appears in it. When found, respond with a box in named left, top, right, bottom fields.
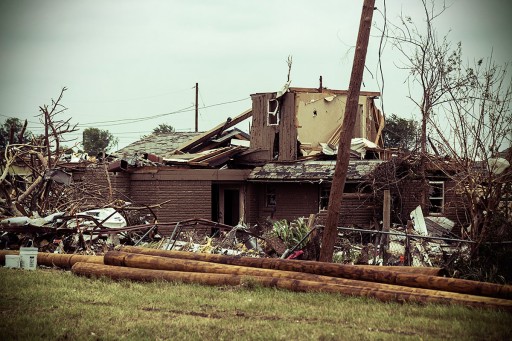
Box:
left=392, top=179, right=425, bottom=223
left=443, top=181, right=470, bottom=226
left=391, top=178, right=469, bottom=226
left=129, top=178, right=211, bottom=222
left=72, top=164, right=131, bottom=200
left=317, top=194, right=375, bottom=228
left=248, top=183, right=318, bottom=225
left=248, top=182, right=375, bottom=228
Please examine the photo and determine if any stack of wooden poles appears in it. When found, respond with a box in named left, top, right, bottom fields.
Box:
left=2, top=247, right=512, bottom=311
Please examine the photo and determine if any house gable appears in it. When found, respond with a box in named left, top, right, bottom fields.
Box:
left=248, top=87, right=383, bottom=163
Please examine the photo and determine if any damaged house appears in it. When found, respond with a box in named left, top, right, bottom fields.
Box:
left=105, top=86, right=390, bottom=229
left=103, top=86, right=473, bottom=232
left=1, top=85, right=474, bottom=245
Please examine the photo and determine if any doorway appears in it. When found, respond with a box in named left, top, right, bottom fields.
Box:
left=212, top=185, right=242, bottom=226
left=223, top=189, right=240, bottom=226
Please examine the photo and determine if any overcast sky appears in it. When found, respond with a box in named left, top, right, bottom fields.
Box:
left=1, top=0, right=511, bottom=150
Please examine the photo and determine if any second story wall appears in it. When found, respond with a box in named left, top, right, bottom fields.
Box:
left=249, top=87, right=382, bottom=163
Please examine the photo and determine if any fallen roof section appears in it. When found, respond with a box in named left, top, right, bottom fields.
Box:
left=178, top=108, right=252, bottom=153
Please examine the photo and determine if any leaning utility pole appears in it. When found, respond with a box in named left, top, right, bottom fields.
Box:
left=319, top=0, right=376, bottom=262
left=195, top=82, right=199, bottom=132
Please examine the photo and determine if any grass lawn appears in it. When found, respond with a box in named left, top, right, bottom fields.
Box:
left=0, top=267, right=511, bottom=340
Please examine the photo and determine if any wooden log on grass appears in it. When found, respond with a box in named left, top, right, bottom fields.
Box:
left=71, top=262, right=512, bottom=312
left=105, top=251, right=510, bottom=303
left=119, top=246, right=512, bottom=300
left=119, top=246, right=445, bottom=276
left=35, top=253, right=104, bottom=269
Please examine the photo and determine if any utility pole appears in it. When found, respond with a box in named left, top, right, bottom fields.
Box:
left=319, top=0, right=376, bottom=262
left=195, top=83, right=199, bottom=132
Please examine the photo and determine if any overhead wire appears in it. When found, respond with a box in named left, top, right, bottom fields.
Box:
left=76, top=96, right=249, bottom=128
left=1, top=90, right=251, bottom=145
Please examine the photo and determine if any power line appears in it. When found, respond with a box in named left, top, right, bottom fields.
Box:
left=76, top=97, right=250, bottom=128
left=77, top=105, right=195, bottom=126
left=1, top=96, right=250, bottom=129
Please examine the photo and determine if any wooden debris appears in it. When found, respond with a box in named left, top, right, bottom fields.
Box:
left=71, top=262, right=512, bottom=312
left=118, top=246, right=512, bottom=300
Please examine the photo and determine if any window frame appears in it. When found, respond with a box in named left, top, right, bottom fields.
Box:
left=319, top=185, right=330, bottom=211
left=428, top=181, right=445, bottom=215
left=265, top=185, right=276, bottom=207
left=267, top=99, right=280, bottom=126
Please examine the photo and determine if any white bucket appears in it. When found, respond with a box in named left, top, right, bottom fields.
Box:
left=5, top=254, right=20, bottom=268
left=19, top=247, right=38, bottom=270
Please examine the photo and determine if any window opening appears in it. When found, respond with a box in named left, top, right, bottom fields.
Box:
left=429, top=181, right=444, bottom=214
left=267, top=99, right=279, bottom=126
left=265, top=185, right=276, bottom=207
left=319, top=186, right=330, bottom=210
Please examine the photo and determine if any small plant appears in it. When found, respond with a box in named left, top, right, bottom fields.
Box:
left=270, top=217, right=311, bottom=249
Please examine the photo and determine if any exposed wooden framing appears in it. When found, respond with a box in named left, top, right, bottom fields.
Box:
left=278, top=92, right=297, bottom=161
left=381, top=190, right=391, bottom=261
left=373, top=107, right=385, bottom=146
left=249, top=93, right=276, bottom=161
left=178, top=108, right=253, bottom=153
left=186, top=146, right=243, bottom=167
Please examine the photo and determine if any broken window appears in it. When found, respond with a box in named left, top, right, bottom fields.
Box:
left=265, top=185, right=276, bottom=207
left=319, top=186, right=330, bottom=210
left=429, top=181, right=444, bottom=214
left=267, top=99, right=279, bottom=126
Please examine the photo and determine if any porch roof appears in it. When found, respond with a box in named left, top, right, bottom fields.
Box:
left=248, top=160, right=383, bottom=183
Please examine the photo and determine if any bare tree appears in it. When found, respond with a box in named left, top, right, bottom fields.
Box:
left=430, top=57, right=512, bottom=249
left=385, top=0, right=473, bottom=208
left=386, top=0, right=512, bottom=260
left=0, top=88, right=79, bottom=216
left=388, top=1, right=462, bottom=152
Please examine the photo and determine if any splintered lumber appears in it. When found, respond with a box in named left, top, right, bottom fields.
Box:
left=105, top=251, right=508, bottom=303
left=71, top=262, right=512, bottom=312
left=119, top=246, right=512, bottom=300
left=36, top=253, right=104, bottom=269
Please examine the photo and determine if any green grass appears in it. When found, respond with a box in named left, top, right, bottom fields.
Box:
left=0, top=268, right=511, bottom=340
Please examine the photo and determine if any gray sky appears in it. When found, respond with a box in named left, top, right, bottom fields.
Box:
left=1, top=0, right=511, bottom=150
